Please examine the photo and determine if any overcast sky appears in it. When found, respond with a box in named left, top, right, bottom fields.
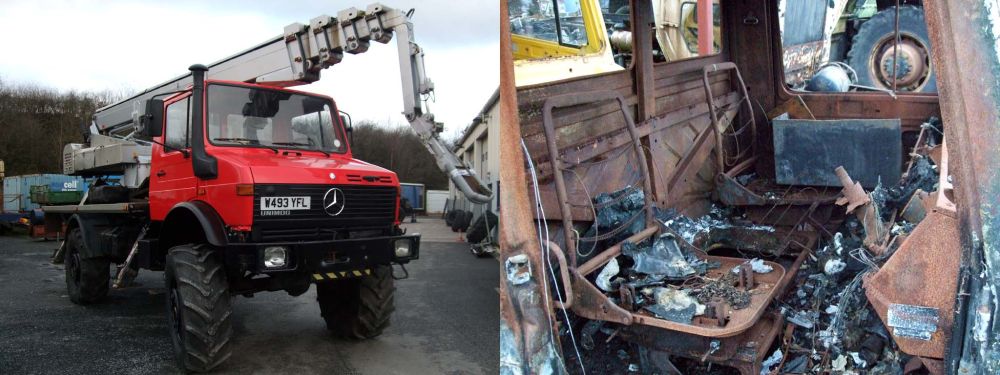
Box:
left=0, top=0, right=498, bottom=139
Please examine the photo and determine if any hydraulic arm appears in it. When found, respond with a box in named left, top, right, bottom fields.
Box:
left=90, top=3, right=493, bottom=203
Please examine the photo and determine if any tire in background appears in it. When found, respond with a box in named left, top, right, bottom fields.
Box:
left=457, top=211, right=474, bottom=232
left=466, top=211, right=498, bottom=244
left=65, top=227, right=110, bottom=304
left=450, top=210, right=468, bottom=232
left=846, top=6, right=936, bottom=92
left=445, top=209, right=457, bottom=226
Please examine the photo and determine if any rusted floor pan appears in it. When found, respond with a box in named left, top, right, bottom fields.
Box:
left=630, top=255, right=785, bottom=337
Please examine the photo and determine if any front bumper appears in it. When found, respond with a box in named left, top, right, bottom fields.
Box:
left=224, top=233, right=420, bottom=275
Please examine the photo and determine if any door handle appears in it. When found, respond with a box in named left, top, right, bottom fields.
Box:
left=156, top=170, right=166, bottom=177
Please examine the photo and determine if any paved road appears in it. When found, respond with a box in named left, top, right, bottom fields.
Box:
left=0, top=220, right=498, bottom=374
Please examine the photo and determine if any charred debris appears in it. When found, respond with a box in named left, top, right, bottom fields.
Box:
left=555, top=116, right=955, bottom=374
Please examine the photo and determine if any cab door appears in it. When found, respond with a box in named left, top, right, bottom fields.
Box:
left=149, top=95, right=197, bottom=220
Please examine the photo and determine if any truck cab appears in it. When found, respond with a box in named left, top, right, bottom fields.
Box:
left=49, top=65, right=419, bottom=373
left=141, top=77, right=418, bottom=294
left=43, top=5, right=484, bottom=371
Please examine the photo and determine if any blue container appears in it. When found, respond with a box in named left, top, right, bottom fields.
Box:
left=399, top=183, right=426, bottom=211
left=3, top=174, right=87, bottom=213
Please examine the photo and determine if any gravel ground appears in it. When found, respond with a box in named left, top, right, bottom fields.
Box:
left=0, top=223, right=498, bottom=374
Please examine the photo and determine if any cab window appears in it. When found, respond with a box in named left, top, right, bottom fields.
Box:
left=164, top=97, right=191, bottom=152
left=679, top=1, right=722, bottom=55
left=509, top=0, right=589, bottom=48
left=601, top=1, right=723, bottom=65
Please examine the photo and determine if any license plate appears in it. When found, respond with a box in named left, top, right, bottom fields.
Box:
left=260, top=196, right=311, bottom=211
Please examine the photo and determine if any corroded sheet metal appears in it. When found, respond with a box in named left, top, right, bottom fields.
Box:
left=570, top=268, right=634, bottom=325
left=499, top=0, right=567, bottom=372
left=924, top=1, right=1000, bottom=370
left=864, top=209, right=961, bottom=359
left=518, top=54, right=730, bottom=218
left=782, top=40, right=826, bottom=87
left=620, top=312, right=784, bottom=375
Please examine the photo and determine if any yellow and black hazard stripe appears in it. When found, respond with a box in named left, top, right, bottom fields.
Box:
left=312, top=268, right=373, bottom=281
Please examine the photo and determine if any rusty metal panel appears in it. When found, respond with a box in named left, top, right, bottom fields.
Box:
left=773, top=118, right=901, bottom=188
left=498, top=0, right=567, bottom=372
left=782, top=40, right=826, bottom=87
left=924, top=0, right=1000, bottom=371
left=620, top=312, right=785, bottom=375
left=648, top=118, right=717, bottom=212
left=632, top=0, right=656, bottom=120
left=863, top=209, right=961, bottom=359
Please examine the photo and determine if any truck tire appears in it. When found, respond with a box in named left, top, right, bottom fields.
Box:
left=846, top=6, right=936, bottom=92
left=165, top=244, right=233, bottom=373
left=458, top=211, right=474, bottom=232
left=451, top=210, right=469, bottom=232
left=316, top=265, right=395, bottom=339
left=65, top=227, right=110, bottom=304
left=86, top=185, right=130, bottom=204
left=466, top=211, right=498, bottom=244
left=449, top=211, right=462, bottom=232
left=445, top=209, right=457, bottom=226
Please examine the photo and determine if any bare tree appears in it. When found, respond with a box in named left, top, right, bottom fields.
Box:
left=0, top=79, right=132, bottom=176
left=349, top=121, right=449, bottom=189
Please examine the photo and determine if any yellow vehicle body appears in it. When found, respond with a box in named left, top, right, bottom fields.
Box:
left=508, top=0, right=725, bottom=86
left=508, top=0, right=623, bottom=86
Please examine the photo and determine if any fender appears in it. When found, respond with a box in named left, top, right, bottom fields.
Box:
left=162, top=201, right=228, bottom=247
left=65, top=213, right=112, bottom=259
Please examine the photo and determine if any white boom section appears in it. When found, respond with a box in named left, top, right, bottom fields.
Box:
left=81, top=3, right=492, bottom=203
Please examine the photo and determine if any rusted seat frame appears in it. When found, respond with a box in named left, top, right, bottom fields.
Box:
left=535, top=84, right=803, bottom=337
left=539, top=90, right=657, bottom=268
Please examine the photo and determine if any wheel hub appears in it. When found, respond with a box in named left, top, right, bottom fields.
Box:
left=68, top=252, right=81, bottom=284
left=881, top=54, right=912, bottom=80
left=873, top=35, right=930, bottom=91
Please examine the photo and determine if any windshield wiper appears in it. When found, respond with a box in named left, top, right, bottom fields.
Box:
left=271, top=142, right=330, bottom=157
left=213, top=137, right=278, bottom=153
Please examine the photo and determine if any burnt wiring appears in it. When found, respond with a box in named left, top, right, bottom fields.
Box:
left=714, top=95, right=755, bottom=168
left=567, top=168, right=599, bottom=258
left=522, top=138, right=587, bottom=374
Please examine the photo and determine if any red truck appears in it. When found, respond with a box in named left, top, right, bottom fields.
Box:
left=44, top=3, right=492, bottom=372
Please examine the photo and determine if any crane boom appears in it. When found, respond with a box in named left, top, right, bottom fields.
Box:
left=92, top=3, right=492, bottom=203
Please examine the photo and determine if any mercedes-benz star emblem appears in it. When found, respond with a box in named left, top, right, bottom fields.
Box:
left=322, top=188, right=346, bottom=216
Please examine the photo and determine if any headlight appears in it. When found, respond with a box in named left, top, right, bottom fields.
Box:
left=394, top=239, right=412, bottom=258
left=263, top=246, right=288, bottom=268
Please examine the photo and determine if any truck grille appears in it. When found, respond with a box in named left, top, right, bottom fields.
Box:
left=252, top=184, right=397, bottom=242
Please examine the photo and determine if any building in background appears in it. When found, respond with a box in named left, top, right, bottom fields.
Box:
left=448, top=88, right=500, bottom=220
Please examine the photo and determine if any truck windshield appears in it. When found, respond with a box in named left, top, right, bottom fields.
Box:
left=206, top=84, right=346, bottom=154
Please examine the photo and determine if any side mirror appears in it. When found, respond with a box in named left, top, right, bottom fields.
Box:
left=339, top=111, right=353, bottom=146
left=339, top=114, right=352, bottom=130
left=140, top=99, right=164, bottom=138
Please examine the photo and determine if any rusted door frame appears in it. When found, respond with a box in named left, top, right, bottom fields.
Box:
left=499, top=0, right=569, bottom=373
left=923, top=1, right=1000, bottom=373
